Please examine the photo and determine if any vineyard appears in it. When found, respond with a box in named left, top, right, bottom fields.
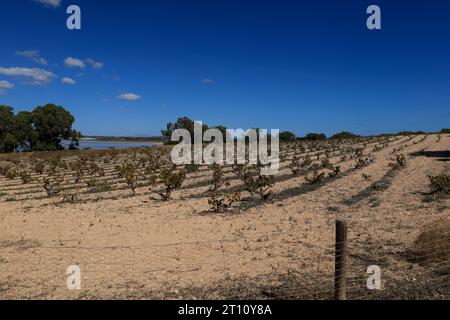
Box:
left=0, top=133, right=449, bottom=299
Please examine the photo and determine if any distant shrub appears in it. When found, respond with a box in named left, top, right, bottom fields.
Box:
left=331, top=131, right=360, bottom=140
left=440, top=128, right=450, bottom=134
left=87, top=179, right=112, bottom=193
left=5, top=169, right=17, bottom=180
left=279, top=131, right=296, bottom=142
left=34, top=161, right=45, bottom=175
left=19, top=170, right=32, bottom=184
left=304, top=133, right=327, bottom=141
left=0, top=165, right=12, bottom=175
left=398, top=131, right=426, bottom=136
left=116, top=163, right=139, bottom=194
left=89, top=162, right=105, bottom=177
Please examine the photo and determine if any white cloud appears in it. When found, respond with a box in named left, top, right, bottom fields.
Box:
left=64, top=57, right=85, bottom=69
left=86, top=58, right=104, bottom=70
left=15, top=50, right=48, bottom=66
left=35, top=0, right=62, bottom=8
left=0, top=80, right=14, bottom=89
left=0, top=80, right=14, bottom=95
left=201, top=78, right=214, bottom=84
left=62, top=77, right=76, bottom=85
left=117, top=93, right=141, bottom=101
left=0, top=67, right=55, bottom=84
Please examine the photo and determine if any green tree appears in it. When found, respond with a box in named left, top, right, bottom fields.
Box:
left=162, top=116, right=209, bottom=143
left=15, top=111, right=37, bottom=151
left=280, top=131, right=296, bottom=142
left=305, top=133, right=327, bottom=141
left=0, top=106, right=18, bottom=152
left=31, top=104, right=79, bottom=151
left=0, top=104, right=80, bottom=153
left=330, top=131, right=360, bottom=140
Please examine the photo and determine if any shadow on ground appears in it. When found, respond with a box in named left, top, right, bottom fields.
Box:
left=409, top=150, right=450, bottom=161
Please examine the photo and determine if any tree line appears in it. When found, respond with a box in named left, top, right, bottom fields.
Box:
left=160, top=117, right=360, bottom=143
left=0, top=104, right=80, bottom=153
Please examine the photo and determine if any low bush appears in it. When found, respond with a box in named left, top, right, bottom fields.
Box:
left=428, top=171, right=450, bottom=195
left=42, top=174, right=65, bottom=197
left=233, top=162, right=275, bottom=200
left=389, top=154, right=407, bottom=170
left=207, top=192, right=241, bottom=213
left=158, top=166, right=186, bottom=201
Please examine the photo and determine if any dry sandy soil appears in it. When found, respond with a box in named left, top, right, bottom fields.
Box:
left=0, top=134, right=449, bottom=300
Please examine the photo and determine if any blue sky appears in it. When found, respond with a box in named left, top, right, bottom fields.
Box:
left=0, top=0, right=449, bottom=136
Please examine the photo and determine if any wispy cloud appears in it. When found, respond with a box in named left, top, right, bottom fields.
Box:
left=35, top=0, right=62, bottom=8
left=64, top=57, right=85, bottom=69
left=86, top=58, right=104, bottom=70
left=201, top=78, right=214, bottom=84
left=15, top=50, right=48, bottom=66
left=0, top=80, right=14, bottom=89
left=62, top=77, right=76, bottom=85
left=0, top=67, right=55, bottom=84
left=0, top=80, right=14, bottom=95
left=117, top=93, right=141, bottom=101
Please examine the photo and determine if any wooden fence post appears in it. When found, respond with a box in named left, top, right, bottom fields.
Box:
left=335, top=219, right=348, bottom=300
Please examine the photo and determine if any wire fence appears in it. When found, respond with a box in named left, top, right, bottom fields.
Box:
left=0, top=217, right=448, bottom=300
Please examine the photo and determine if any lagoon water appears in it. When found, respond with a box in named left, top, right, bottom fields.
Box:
left=76, top=139, right=159, bottom=150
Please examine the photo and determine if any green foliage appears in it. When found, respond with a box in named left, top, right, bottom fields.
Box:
left=279, top=131, right=296, bottom=142
left=329, top=165, right=341, bottom=177
left=161, top=116, right=208, bottom=143
left=33, top=161, right=46, bottom=175
left=331, top=131, right=360, bottom=140
left=398, top=131, right=426, bottom=136
left=232, top=162, right=275, bottom=200
left=0, top=104, right=80, bottom=153
left=158, top=166, right=186, bottom=201
left=19, top=170, right=32, bottom=184
left=428, top=171, right=449, bottom=195
left=0, top=164, right=12, bottom=175
left=304, top=133, right=327, bottom=141
left=116, top=162, right=139, bottom=194
left=5, top=169, right=17, bottom=180
left=42, top=174, right=65, bottom=197
left=440, top=128, right=450, bottom=134
left=0, top=106, right=19, bottom=152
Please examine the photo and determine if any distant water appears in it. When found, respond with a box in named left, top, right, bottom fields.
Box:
left=65, top=139, right=159, bottom=150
